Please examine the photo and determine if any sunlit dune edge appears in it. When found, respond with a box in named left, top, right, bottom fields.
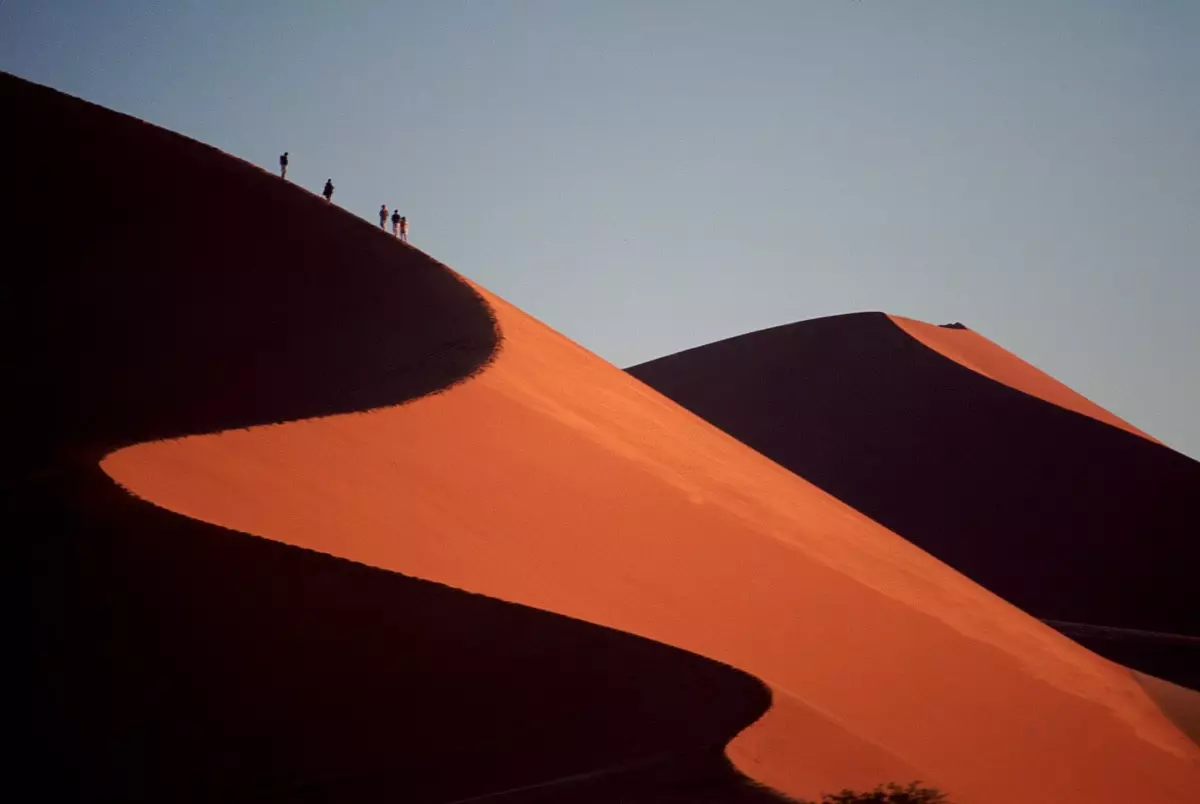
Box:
left=105, top=282, right=1200, bottom=803
left=888, top=314, right=1157, bottom=442
left=625, top=312, right=1199, bottom=694
left=12, top=64, right=1195, bottom=804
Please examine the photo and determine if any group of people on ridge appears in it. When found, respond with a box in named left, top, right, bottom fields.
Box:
left=379, top=205, right=409, bottom=241
left=278, top=151, right=408, bottom=243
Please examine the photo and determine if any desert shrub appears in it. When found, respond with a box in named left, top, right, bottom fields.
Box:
left=798, top=781, right=948, bottom=803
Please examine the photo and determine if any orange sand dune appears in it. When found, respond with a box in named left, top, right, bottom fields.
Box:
left=628, top=313, right=1200, bottom=690
left=107, top=285, right=1200, bottom=802
left=889, top=315, right=1155, bottom=441
left=11, top=72, right=778, bottom=803
left=12, top=71, right=1199, bottom=802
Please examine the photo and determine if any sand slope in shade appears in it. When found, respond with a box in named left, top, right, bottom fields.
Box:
left=627, top=312, right=1200, bottom=687
left=24, top=468, right=779, bottom=803
left=889, top=315, right=1155, bottom=441
left=9, top=72, right=782, bottom=803
left=106, top=285, right=1200, bottom=803
left=13, top=71, right=1199, bottom=802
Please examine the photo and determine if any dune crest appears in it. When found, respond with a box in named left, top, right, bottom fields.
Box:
left=628, top=312, right=1200, bottom=693
left=106, top=285, right=1200, bottom=802
left=12, top=70, right=1198, bottom=802
left=10, top=72, right=777, bottom=803
left=888, top=315, right=1155, bottom=441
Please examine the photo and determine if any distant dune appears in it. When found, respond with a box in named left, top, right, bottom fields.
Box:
left=628, top=314, right=1200, bottom=689
left=12, top=72, right=1200, bottom=803
left=891, top=315, right=1157, bottom=441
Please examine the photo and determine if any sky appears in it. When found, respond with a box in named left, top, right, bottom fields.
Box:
left=3, top=1, right=1198, bottom=458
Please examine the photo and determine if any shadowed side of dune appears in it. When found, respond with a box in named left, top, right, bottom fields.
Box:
left=890, top=315, right=1156, bottom=441
left=8, top=72, right=781, bottom=802
left=22, top=467, right=772, bottom=803
left=2, top=71, right=499, bottom=466
left=628, top=312, right=1200, bottom=687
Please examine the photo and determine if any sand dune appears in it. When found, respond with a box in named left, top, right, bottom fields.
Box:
left=13, top=72, right=1200, bottom=803
left=629, top=313, right=1200, bottom=689
left=106, top=284, right=1200, bottom=803
left=9, top=73, right=773, bottom=803
left=889, top=316, right=1156, bottom=441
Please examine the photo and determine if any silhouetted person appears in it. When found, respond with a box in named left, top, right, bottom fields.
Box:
left=379, top=204, right=389, bottom=229
left=279, top=151, right=288, bottom=179
left=399, top=216, right=409, bottom=243
left=323, top=179, right=334, bottom=202
left=391, top=209, right=401, bottom=236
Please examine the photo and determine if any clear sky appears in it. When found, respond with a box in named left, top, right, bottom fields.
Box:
left=4, top=1, right=1198, bottom=458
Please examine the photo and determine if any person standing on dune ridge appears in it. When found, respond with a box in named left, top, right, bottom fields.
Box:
left=399, top=215, right=409, bottom=243
left=279, top=151, right=288, bottom=179
left=391, top=209, right=401, bottom=236
left=379, top=204, right=389, bottom=229
left=323, top=179, right=334, bottom=202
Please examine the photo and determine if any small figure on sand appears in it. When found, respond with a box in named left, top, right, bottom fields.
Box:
left=390, top=209, right=401, bottom=237
left=379, top=204, right=389, bottom=229
left=399, top=215, right=409, bottom=243
left=279, top=151, right=288, bottom=179
left=323, top=179, right=334, bottom=202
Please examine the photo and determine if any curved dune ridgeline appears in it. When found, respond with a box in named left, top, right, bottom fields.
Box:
left=104, top=288, right=1200, bottom=804
left=628, top=313, right=1200, bottom=689
left=12, top=73, right=1200, bottom=803
left=888, top=315, right=1157, bottom=441
left=9, top=73, right=779, bottom=803
left=103, top=286, right=1200, bottom=800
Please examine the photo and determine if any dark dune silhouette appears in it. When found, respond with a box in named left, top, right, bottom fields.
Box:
left=7, top=72, right=778, bottom=802
left=11, top=71, right=1199, bottom=803
left=3, top=74, right=496, bottom=458
left=628, top=312, right=1200, bottom=688
left=22, top=470, right=773, bottom=803
left=102, top=250, right=1200, bottom=799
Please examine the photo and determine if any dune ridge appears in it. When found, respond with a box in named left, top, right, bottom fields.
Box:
left=628, top=312, right=1200, bottom=686
left=106, top=286, right=1200, bottom=802
left=888, top=315, right=1156, bottom=441
left=13, top=71, right=1200, bottom=802
left=10, top=72, right=781, bottom=803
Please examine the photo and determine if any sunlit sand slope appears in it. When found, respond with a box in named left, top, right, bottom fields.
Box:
left=10, top=71, right=1197, bottom=803
left=9, top=72, right=780, bottom=803
left=888, top=315, right=1155, bottom=441
left=108, top=290, right=1200, bottom=802
left=628, top=313, right=1200, bottom=688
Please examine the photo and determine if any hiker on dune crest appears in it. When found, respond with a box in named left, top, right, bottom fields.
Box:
left=391, top=209, right=401, bottom=236
left=279, top=151, right=288, bottom=179
left=379, top=204, right=389, bottom=229
left=399, top=215, right=409, bottom=243
left=322, top=179, right=334, bottom=202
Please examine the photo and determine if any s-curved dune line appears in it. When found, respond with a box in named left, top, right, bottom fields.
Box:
left=12, top=72, right=777, bottom=803
left=12, top=70, right=1198, bottom=803
left=106, top=282, right=1200, bottom=802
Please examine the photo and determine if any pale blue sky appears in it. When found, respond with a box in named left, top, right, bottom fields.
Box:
left=4, top=1, right=1198, bottom=457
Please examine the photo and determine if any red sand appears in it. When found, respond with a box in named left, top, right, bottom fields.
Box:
left=626, top=313, right=1199, bottom=661
left=888, top=315, right=1156, bottom=441
left=105, top=287, right=1200, bottom=803
left=13, top=70, right=1197, bottom=802
left=14, top=72, right=776, bottom=801
left=1135, top=673, right=1200, bottom=747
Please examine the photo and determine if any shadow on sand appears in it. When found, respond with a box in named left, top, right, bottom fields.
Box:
left=629, top=313, right=1200, bottom=688
left=6, top=72, right=792, bottom=802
